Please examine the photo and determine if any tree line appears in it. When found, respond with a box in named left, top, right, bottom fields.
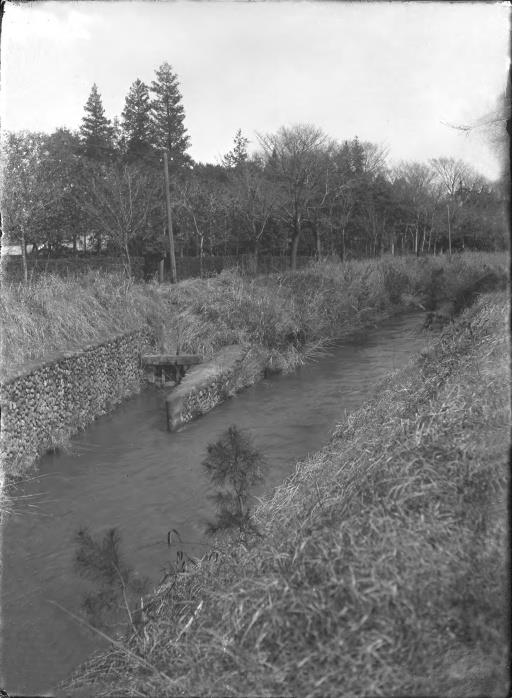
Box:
left=2, top=61, right=508, bottom=281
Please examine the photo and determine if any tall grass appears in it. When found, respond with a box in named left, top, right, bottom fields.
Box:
left=63, top=290, right=509, bottom=697
left=0, top=271, right=163, bottom=376
left=2, top=252, right=508, bottom=378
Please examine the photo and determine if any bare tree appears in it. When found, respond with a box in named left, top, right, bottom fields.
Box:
left=393, top=161, right=437, bottom=254
left=441, top=76, right=510, bottom=179
left=176, top=171, right=227, bottom=275
left=258, top=124, right=329, bottom=269
left=430, top=157, right=475, bottom=254
left=229, top=156, right=276, bottom=267
left=76, top=161, right=160, bottom=275
left=1, top=131, right=63, bottom=281
left=360, top=141, right=389, bottom=177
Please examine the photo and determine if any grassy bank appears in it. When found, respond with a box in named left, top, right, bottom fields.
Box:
left=1, top=252, right=508, bottom=378
left=63, top=291, right=509, bottom=697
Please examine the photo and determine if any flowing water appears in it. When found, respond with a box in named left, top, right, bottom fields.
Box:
left=1, top=313, right=434, bottom=695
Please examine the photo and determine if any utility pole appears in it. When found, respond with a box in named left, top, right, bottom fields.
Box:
left=163, top=149, right=177, bottom=284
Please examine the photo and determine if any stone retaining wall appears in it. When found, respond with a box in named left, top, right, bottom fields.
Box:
left=0, top=329, right=154, bottom=477
left=166, top=345, right=266, bottom=431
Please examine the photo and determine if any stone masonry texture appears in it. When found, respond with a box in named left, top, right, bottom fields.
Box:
left=0, top=329, right=154, bottom=476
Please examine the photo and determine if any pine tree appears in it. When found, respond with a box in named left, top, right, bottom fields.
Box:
left=222, top=129, right=249, bottom=168
left=351, top=136, right=366, bottom=176
left=121, top=79, right=154, bottom=162
left=111, top=116, right=125, bottom=155
left=150, top=62, right=191, bottom=171
left=80, top=84, right=113, bottom=161
left=202, top=425, right=266, bottom=539
left=75, top=527, right=149, bottom=631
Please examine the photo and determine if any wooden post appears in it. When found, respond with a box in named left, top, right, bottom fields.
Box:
left=163, top=150, right=177, bottom=284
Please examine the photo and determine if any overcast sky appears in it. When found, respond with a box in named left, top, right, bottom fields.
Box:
left=2, top=1, right=509, bottom=179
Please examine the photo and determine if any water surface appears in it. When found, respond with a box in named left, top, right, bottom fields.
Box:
left=2, top=314, right=433, bottom=694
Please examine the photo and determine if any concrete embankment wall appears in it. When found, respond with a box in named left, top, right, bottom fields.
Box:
left=166, top=345, right=266, bottom=431
left=0, top=330, right=153, bottom=476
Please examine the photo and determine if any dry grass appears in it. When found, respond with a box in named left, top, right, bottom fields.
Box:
left=0, top=271, right=164, bottom=375
left=62, top=291, right=510, bottom=697
left=1, top=252, right=508, bottom=379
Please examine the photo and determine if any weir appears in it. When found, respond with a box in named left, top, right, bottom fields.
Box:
left=164, top=345, right=251, bottom=432
left=142, top=346, right=255, bottom=430
left=141, top=353, right=202, bottom=386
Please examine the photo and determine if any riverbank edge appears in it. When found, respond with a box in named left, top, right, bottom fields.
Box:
left=63, top=290, right=510, bottom=697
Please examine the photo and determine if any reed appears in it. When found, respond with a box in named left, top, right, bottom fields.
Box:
left=1, top=252, right=508, bottom=378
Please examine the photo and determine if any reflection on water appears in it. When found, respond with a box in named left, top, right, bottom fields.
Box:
left=2, top=314, right=433, bottom=694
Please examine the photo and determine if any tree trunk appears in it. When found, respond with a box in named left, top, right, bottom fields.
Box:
left=21, top=226, right=28, bottom=283
left=290, top=232, right=300, bottom=271
left=290, top=216, right=301, bottom=271
left=253, top=239, right=259, bottom=274
left=124, top=238, right=132, bottom=277
left=341, top=225, right=346, bottom=262
left=447, top=204, right=452, bottom=257
left=199, top=235, right=204, bottom=278
left=371, top=213, right=377, bottom=257
left=314, top=224, right=321, bottom=260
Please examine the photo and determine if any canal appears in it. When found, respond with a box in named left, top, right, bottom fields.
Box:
left=1, top=313, right=434, bottom=695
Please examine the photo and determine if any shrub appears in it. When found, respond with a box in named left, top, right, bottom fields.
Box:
left=202, top=425, right=266, bottom=539
left=74, top=527, right=149, bottom=634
